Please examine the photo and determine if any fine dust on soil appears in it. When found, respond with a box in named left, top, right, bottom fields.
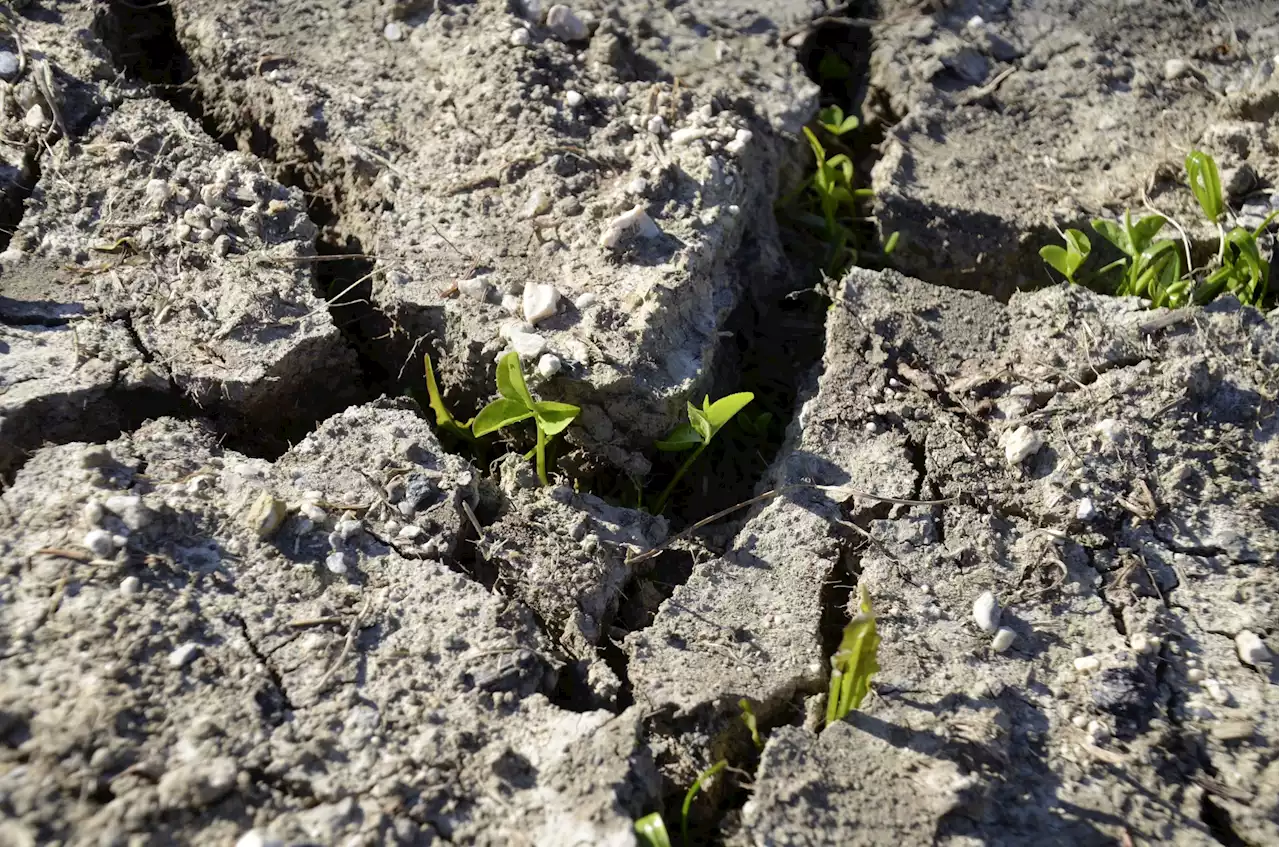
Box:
left=0, top=1, right=1277, bottom=846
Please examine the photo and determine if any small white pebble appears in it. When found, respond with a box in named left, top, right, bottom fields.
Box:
left=1073, top=656, right=1100, bottom=673
left=599, top=204, right=660, bottom=248
left=83, top=532, right=114, bottom=557
left=1000, top=425, right=1044, bottom=465
left=23, top=103, right=47, bottom=129
left=325, top=551, right=350, bottom=575
left=336, top=518, right=362, bottom=540
left=1235, top=631, right=1270, bottom=666
left=384, top=22, right=404, bottom=41
left=398, top=525, right=425, bottom=541
left=1071, top=713, right=1089, bottom=728
left=523, top=282, right=560, bottom=325
left=235, top=832, right=284, bottom=847
left=145, top=179, right=171, bottom=206
left=168, top=643, right=201, bottom=669
left=1094, top=418, right=1124, bottom=442
left=213, top=235, right=232, bottom=257
left=458, top=277, right=490, bottom=302
left=573, top=292, right=597, bottom=310
left=509, top=27, right=531, bottom=47
left=1075, top=498, right=1096, bottom=521
left=625, top=177, right=648, bottom=196
left=1187, top=668, right=1206, bottom=683
left=1205, top=679, right=1231, bottom=705
left=670, top=126, right=708, bottom=146
left=83, top=501, right=105, bottom=527
left=301, top=503, right=326, bottom=523
left=972, top=591, right=1001, bottom=634
left=537, top=353, right=562, bottom=378
left=646, top=115, right=667, bottom=135
left=1163, top=58, right=1192, bottom=80
left=501, top=293, right=522, bottom=315
left=546, top=4, right=589, bottom=41
left=991, top=627, right=1017, bottom=653
left=864, top=421, right=877, bottom=433
left=120, top=576, right=142, bottom=596
left=509, top=330, right=547, bottom=359
left=519, top=188, right=551, bottom=220
left=564, top=90, right=584, bottom=108
left=727, top=204, right=741, bottom=215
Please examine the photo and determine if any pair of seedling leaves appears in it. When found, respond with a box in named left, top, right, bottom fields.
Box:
left=426, top=351, right=759, bottom=502
left=1041, top=150, right=1275, bottom=308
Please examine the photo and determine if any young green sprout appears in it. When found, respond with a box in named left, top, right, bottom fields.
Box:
left=633, top=813, right=673, bottom=847
left=739, top=698, right=763, bottom=751
left=652, top=392, right=755, bottom=514
left=1038, top=228, right=1090, bottom=285
left=472, top=351, right=580, bottom=486
left=826, top=584, right=880, bottom=726
left=817, top=104, right=860, bottom=137
left=423, top=353, right=476, bottom=442
left=682, top=759, right=728, bottom=846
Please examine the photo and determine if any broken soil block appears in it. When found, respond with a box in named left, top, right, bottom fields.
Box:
left=0, top=398, right=659, bottom=844
left=867, top=0, right=1279, bottom=298
left=1, top=96, right=362, bottom=460
left=628, top=267, right=1276, bottom=844
left=166, top=0, right=818, bottom=473
left=485, top=454, right=666, bottom=681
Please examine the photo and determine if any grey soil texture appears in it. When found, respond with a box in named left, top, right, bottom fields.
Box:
left=0, top=0, right=1276, bottom=845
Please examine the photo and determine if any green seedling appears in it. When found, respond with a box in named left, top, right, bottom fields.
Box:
left=817, top=104, right=860, bottom=137
left=1038, top=228, right=1091, bottom=285
left=1186, top=149, right=1224, bottom=222
left=472, top=351, right=580, bottom=485
left=739, top=698, right=763, bottom=751
left=681, top=759, right=728, bottom=846
left=633, top=813, right=673, bottom=847
left=826, top=584, right=880, bottom=726
left=652, top=392, right=755, bottom=514
left=423, top=353, right=476, bottom=442
left=1040, top=150, right=1275, bottom=310
left=800, top=125, right=875, bottom=275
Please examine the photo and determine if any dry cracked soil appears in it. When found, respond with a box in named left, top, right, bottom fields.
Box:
left=0, top=0, right=1276, bottom=845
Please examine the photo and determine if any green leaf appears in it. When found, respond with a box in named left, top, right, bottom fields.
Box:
left=802, top=126, right=827, bottom=169
left=472, top=398, right=533, bottom=437
left=825, top=584, right=880, bottom=726
left=687, top=401, right=713, bottom=443
left=633, top=813, right=673, bottom=847
left=1185, top=149, right=1223, bottom=222
left=883, top=231, right=900, bottom=255
left=531, top=400, right=580, bottom=436
left=1064, top=228, right=1092, bottom=265
left=1091, top=218, right=1128, bottom=254
left=495, top=351, right=535, bottom=408
left=739, top=698, right=763, bottom=750
left=423, top=353, right=475, bottom=438
left=704, top=392, right=755, bottom=432
left=682, top=760, right=728, bottom=846
left=1129, top=214, right=1168, bottom=253
left=1040, top=245, right=1071, bottom=277
left=656, top=424, right=704, bottom=451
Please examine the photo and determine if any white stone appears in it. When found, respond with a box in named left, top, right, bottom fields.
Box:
left=537, top=353, right=562, bottom=378
left=1073, top=655, right=1100, bottom=673
left=384, top=22, right=405, bottom=41
left=519, top=188, right=551, bottom=220
left=502, top=293, right=522, bottom=315
left=23, top=104, right=47, bottom=129
left=145, top=179, right=171, bottom=206
left=509, top=330, right=547, bottom=359
left=564, top=90, right=584, bottom=108
left=625, top=177, right=649, bottom=196
left=599, top=204, right=660, bottom=248
left=120, top=576, right=142, bottom=596
left=301, top=503, right=326, bottom=523
left=325, top=551, right=350, bottom=575
left=1075, top=498, right=1096, bottom=521
left=398, top=525, right=424, bottom=541
left=236, top=831, right=284, bottom=847
left=546, top=4, right=590, bottom=41
left=336, top=519, right=362, bottom=540
left=991, top=627, right=1016, bottom=653
left=0, top=51, right=18, bottom=80
left=1205, top=679, right=1231, bottom=704
left=646, top=115, right=667, bottom=135
left=1094, top=418, right=1123, bottom=442
left=574, top=292, right=597, bottom=310
left=168, top=643, right=201, bottom=668
left=1235, top=631, right=1269, bottom=666
left=522, top=282, right=560, bottom=324
left=509, top=27, right=531, bottom=47
left=83, top=501, right=105, bottom=527
left=104, top=495, right=152, bottom=530
left=84, top=529, right=115, bottom=558
left=457, top=277, right=490, bottom=301
left=1000, top=425, right=1044, bottom=464
left=972, top=591, right=1001, bottom=633
left=726, top=128, right=753, bottom=155
left=670, top=126, right=709, bottom=146
left=1187, top=668, right=1206, bottom=683
left=1163, top=58, right=1192, bottom=80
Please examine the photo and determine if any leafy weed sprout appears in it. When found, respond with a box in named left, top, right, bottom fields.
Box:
left=423, top=353, right=476, bottom=443
left=652, top=392, right=755, bottom=514
left=826, top=584, right=880, bottom=726
left=472, top=351, right=580, bottom=485
left=738, top=698, right=763, bottom=751
left=631, top=759, right=729, bottom=847
left=1040, top=150, right=1276, bottom=308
